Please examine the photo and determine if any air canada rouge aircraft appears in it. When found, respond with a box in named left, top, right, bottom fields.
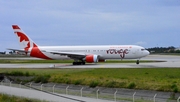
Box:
left=9, top=25, right=149, bottom=65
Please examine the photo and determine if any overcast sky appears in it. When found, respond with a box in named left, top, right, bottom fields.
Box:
left=0, top=0, right=180, bottom=51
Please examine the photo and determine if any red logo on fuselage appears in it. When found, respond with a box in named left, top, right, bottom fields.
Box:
left=106, top=49, right=129, bottom=58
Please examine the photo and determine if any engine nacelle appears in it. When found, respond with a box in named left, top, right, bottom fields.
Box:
left=85, top=55, right=98, bottom=63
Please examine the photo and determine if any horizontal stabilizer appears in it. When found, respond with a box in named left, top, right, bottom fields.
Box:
left=7, top=48, right=30, bottom=53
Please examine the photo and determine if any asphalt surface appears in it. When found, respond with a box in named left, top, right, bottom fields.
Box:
left=0, top=55, right=180, bottom=68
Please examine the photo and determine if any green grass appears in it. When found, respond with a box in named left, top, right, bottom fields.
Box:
left=0, top=94, right=46, bottom=102
left=0, top=59, right=161, bottom=63
left=1, top=68, right=180, bottom=92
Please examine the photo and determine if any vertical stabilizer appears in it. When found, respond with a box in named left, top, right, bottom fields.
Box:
left=12, top=25, right=38, bottom=51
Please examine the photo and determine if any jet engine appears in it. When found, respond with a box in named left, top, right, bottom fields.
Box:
left=85, top=55, right=98, bottom=63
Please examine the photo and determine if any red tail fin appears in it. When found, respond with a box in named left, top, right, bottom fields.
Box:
left=12, top=25, right=38, bottom=51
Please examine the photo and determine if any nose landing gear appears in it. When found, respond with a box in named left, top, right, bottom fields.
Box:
left=136, top=60, right=139, bottom=64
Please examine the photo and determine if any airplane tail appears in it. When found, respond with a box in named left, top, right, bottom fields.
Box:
left=12, top=25, right=38, bottom=51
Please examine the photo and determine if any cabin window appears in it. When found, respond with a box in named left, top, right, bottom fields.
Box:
left=141, top=49, right=145, bottom=51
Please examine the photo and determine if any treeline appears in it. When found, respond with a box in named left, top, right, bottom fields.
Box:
left=147, top=46, right=180, bottom=53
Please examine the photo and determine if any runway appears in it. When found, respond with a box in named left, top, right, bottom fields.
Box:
left=0, top=55, right=180, bottom=102
left=0, top=55, right=180, bottom=68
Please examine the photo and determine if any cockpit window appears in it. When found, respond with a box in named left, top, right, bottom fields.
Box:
left=141, top=49, right=145, bottom=51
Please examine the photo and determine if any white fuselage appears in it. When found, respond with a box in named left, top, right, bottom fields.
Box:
left=28, top=45, right=149, bottom=60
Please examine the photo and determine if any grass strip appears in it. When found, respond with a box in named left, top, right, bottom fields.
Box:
left=0, top=68, right=180, bottom=92
left=0, top=94, right=46, bottom=102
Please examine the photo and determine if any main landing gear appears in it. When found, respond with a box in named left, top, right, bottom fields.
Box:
left=73, top=61, right=85, bottom=65
left=136, top=60, right=139, bottom=64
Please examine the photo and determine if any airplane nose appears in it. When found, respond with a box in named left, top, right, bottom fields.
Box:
left=146, top=50, right=150, bottom=55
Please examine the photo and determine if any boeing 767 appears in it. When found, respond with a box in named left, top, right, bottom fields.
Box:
left=8, top=25, right=150, bottom=65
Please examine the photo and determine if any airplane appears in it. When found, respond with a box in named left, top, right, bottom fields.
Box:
left=8, top=25, right=150, bottom=65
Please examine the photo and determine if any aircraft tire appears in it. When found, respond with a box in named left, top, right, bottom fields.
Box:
left=73, top=62, right=77, bottom=65
left=81, top=62, right=85, bottom=65
left=73, top=62, right=85, bottom=65
left=136, top=60, right=139, bottom=64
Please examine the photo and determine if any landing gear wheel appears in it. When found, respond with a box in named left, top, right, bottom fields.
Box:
left=136, top=60, right=139, bottom=64
left=73, top=61, right=86, bottom=65
left=73, top=62, right=77, bottom=65
left=82, top=62, right=85, bottom=65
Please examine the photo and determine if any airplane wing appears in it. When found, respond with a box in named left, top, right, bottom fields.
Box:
left=49, top=51, right=86, bottom=56
left=43, top=50, right=86, bottom=59
left=47, top=51, right=105, bottom=61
